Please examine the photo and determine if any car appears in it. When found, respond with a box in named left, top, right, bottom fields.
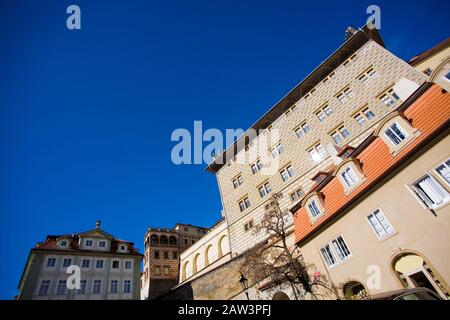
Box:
left=364, top=287, right=444, bottom=300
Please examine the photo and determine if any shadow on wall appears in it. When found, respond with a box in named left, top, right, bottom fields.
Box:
left=154, top=282, right=194, bottom=300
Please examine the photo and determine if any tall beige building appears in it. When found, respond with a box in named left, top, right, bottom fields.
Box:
left=206, top=25, right=427, bottom=256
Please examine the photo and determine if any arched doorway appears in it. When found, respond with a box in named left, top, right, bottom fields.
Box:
left=392, top=253, right=449, bottom=299
left=343, top=281, right=366, bottom=299
left=272, top=291, right=290, bottom=300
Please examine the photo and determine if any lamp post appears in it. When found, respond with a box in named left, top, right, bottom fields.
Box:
left=239, top=273, right=250, bottom=300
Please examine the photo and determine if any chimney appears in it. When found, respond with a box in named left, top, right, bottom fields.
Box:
left=96, top=220, right=101, bottom=229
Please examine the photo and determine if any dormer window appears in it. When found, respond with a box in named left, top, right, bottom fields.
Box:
left=384, top=122, right=408, bottom=145
left=333, top=158, right=365, bottom=194
left=85, top=240, right=93, bottom=247
left=99, top=240, right=106, bottom=248
left=302, top=192, right=326, bottom=222
left=375, top=112, right=419, bottom=155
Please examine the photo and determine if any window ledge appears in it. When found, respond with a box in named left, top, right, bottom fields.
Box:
left=390, top=129, right=421, bottom=157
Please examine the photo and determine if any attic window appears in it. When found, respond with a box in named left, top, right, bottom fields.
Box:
left=60, top=240, right=68, bottom=247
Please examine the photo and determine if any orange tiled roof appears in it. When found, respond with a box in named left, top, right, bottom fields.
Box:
left=294, top=84, right=450, bottom=245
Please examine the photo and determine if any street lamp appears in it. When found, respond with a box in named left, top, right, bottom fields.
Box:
left=239, top=273, right=250, bottom=300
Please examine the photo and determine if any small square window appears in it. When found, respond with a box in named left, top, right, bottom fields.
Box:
left=112, top=260, right=120, bottom=269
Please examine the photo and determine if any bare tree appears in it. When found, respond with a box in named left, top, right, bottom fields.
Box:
left=240, top=192, right=339, bottom=300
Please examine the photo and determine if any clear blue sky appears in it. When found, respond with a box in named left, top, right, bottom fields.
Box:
left=0, top=0, right=448, bottom=299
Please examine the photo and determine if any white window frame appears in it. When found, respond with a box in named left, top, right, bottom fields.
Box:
left=78, top=279, right=87, bottom=294
left=123, top=280, right=132, bottom=293
left=320, top=235, right=352, bottom=269
left=81, top=259, right=90, bottom=269
left=38, top=280, right=51, bottom=296
left=55, top=279, right=67, bottom=295
left=62, top=258, right=72, bottom=268
left=96, top=259, right=104, bottom=269
left=341, top=167, right=359, bottom=188
left=410, top=173, right=450, bottom=210
left=110, top=280, right=118, bottom=293
left=271, top=143, right=284, bottom=158
left=258, top=182, right=272, bottom=198
left=251, top=160, right=263, bottom=174
left=98, top=240, right=106, bottom=248
left=434, top=158, right=450, bottom=186
left=308, top=199, right=322, bottom=218
left=92, top=280, right=102, bottom=294
left=384, top=122, right=409, bottom=146
left=280, top=165, right=295, bottom=182
left=112, top=260, right=120, bottom=269
left=46, top=257, right=57, bottom=268
left=380, top=88, right=400, bottom=107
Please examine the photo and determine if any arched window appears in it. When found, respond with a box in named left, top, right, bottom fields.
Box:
left=150, top=234, right=159, bottom=245
left=272, top=291, right=290, bottom=300
left=392, top=252, right=449, bottom=299
left=160, top=235, right=168, bottom=245
left=343, top=281, right=366, bottom=299
left=218, top=235, right=229, bottom=258
left=169, top=236, right=177, bottom=246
